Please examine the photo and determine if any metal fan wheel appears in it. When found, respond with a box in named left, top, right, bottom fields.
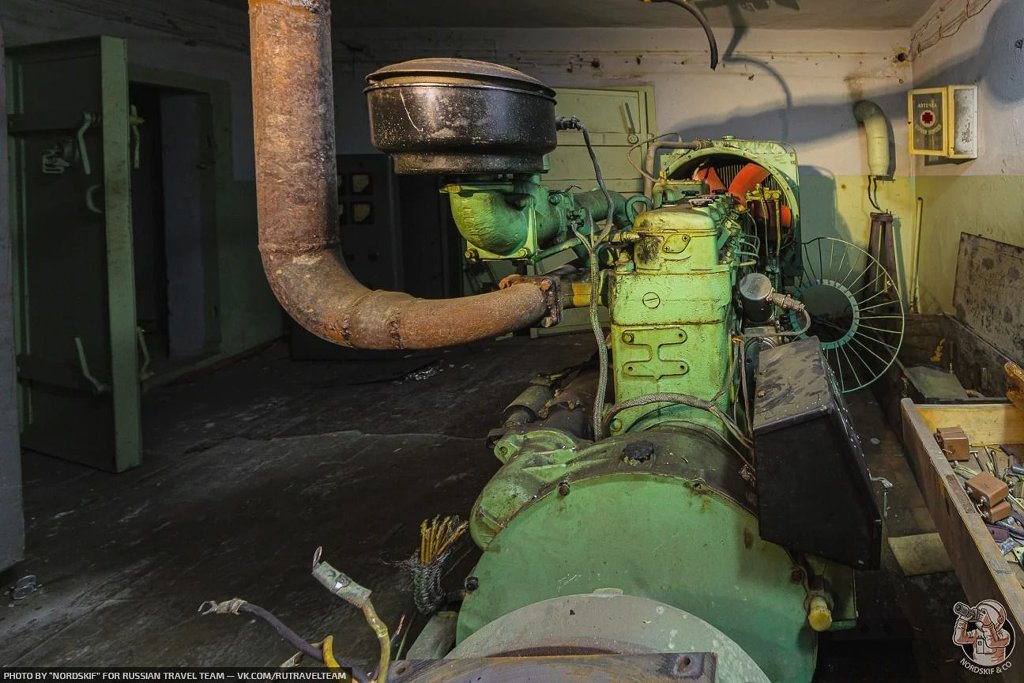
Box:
left=787, top=237, right=904, bottom=393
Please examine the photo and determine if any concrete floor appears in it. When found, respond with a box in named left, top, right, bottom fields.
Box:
left=0, top=333, right=973, bottom=679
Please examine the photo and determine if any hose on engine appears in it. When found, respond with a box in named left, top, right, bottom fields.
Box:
left=775, top=308, right=812, bottom=337
left=740, top=307, right=811, bottom=339
left=627, top=132, right=713, bottom=200
left=618, top=339, right=753, bottom=468
left=556, top=116, right=616, bottom=441
left=713, top=335, right=742, bottom=404
left=557, top=117, right=616, bottom=244
left=601, top=393, right=752, bottom=448
left=739, top=340, right=754, bottom=435
left=641, top=0, right=719, bottom=70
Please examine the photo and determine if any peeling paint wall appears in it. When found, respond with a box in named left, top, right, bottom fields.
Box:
left=910, top=0, right=1024, bottom=316
left=0, top=0, right=281, bottom=361
left=334, top=26, right=919, bottom=290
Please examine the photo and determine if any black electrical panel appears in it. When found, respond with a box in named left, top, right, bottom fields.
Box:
left=753, top=337, right=882, bottom=569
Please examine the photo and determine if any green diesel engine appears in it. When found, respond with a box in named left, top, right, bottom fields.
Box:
left=356, top=59, right=882, bottom=682
left=232, top=4, right=885, bottom=677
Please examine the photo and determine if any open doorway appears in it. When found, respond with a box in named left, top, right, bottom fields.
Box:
left=129, top=82, right=219, bottom=377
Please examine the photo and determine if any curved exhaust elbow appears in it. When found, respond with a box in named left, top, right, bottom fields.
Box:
left=248, top=0, right=556, bottom=350
left=853, top=100, right=893, bottom=179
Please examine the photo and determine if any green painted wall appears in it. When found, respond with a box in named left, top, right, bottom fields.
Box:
left=803, top=173, right=917, bottom=301
left=4, top=5, right=283, bottom=377
left=126, top=67, right=282, bottom=373
left=910, top=0, right=1024, bottom=314
left=914, top=175, right=1024, bottom=313
left=215, top=181, right=281, bottom=357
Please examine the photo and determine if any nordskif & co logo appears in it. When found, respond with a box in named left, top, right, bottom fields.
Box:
left=952, top=599, right=1015, bottom=674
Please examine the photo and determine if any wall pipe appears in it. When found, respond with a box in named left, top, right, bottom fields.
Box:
left=248, top=0, right=554, bottom=350
left=853, top=100, right=892, bottom=179
left=643, top=139, right=711, bottom=198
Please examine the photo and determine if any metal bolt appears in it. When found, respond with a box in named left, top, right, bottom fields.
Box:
left=674, top=655, right=695, bottom=674
left=516, top=248, right=529, bottom=258
left=610, top=419, right=623, bottom=432
left=465, top=248, right=479, bottom=261
left=622, top=332, right=635, bottom=343
left=642, top=292, right=661, bottom=309
left=558, top=481, right=571, bottom=496
left=466, top=576, right=479, bottom=591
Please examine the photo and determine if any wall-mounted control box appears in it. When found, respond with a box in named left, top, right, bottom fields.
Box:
left=908, top=85, right=978, bottom=159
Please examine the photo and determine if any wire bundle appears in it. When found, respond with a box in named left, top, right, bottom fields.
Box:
left=419, top=515, right=468, bottom=565
left=408, top=516, right=467, bottom=615
left=555, top=116, right=617, bottom=441
left=911, top=0, right=993, bottom=56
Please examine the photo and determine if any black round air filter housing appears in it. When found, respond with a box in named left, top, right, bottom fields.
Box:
left=365, top=58, right=557, bottom=175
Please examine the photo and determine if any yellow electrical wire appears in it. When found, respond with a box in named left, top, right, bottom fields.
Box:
left=419, top=516, right=468, bottom=565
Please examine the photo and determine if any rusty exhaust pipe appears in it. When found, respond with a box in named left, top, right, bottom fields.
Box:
left=248, top=0, right=555, bottom=349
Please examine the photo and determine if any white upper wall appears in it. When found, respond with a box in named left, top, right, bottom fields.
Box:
left=334, top=26, right=914, bottom=178
left=911, top=0, right=1024, bottom=176
left=2, top=2, right=920, bottom=184
left=326, top=0, right=936, bottom=30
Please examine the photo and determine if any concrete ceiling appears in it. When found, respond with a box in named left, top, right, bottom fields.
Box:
left=324, top=0, right=937, bottom=29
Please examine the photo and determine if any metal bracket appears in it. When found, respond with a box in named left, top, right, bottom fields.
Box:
left=870, top=475, right=894, bottom=519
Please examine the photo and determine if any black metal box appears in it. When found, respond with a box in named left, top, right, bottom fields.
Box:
left=753, top=337, right=882, bottom=569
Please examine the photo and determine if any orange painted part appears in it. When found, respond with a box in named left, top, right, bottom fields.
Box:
left=732, top=163, right=793, bottom=229
left=728, top=163, right=770, bottom=205
left=780, top=205, right=793, bottom=228
left=693, top=166, right=726, bottom=193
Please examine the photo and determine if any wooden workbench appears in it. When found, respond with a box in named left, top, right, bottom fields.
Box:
left=902, top=399, right=1024, bottom=676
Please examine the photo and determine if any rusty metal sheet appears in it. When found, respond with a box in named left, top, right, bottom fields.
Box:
left=954, top=234, right=1024, bottom=363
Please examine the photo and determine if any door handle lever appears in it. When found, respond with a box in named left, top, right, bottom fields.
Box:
left=76, top=112, right=98, bottom=175
left=74, top=336, right=109, bottom=394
